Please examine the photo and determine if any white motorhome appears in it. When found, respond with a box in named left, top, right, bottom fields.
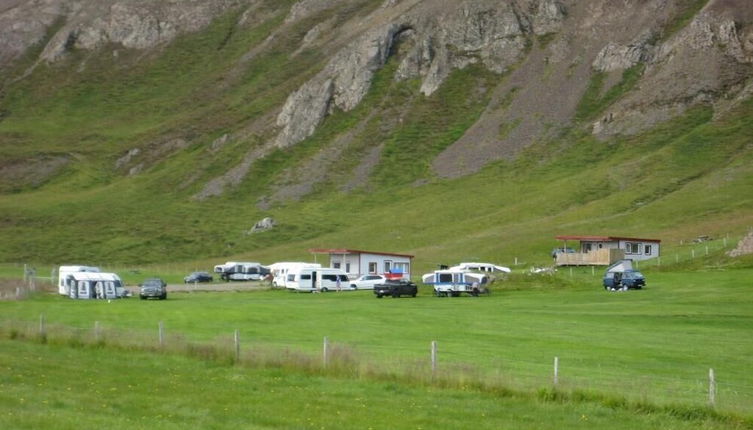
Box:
left=285, top=267, right=350, bottom=292
left=62, top=271, right=129, bottom=300
left=268, top=262, right=321, bottom=288
left=422, top=269, right=490, bottom=297
left=449, top=262, right=511, bottom=274
left=57, top=265, right=101, bottom=295
left=213, top=261, right=268, bottom=281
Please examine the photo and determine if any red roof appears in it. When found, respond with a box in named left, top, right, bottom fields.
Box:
left=555, top=235, right=661, bottom=243
left=308, top=248, right=414, bottom=259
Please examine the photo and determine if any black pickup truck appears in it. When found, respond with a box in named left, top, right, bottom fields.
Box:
left=374, top=280, right=418, bottom=298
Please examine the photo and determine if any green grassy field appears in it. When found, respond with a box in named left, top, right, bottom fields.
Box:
left=2, top=266, right=752, bottom=428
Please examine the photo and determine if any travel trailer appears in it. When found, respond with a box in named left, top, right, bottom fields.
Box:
left=422, top=269, right=490, bottom=297
left=57, top=265, right=101, bottom=295
left=267, top=262, right=321, bottom=288
left=213, top=261, right=268, bottom=281
left=285, top=267, right=350, bottom=292
left=62, top=271, right=129, bottom=300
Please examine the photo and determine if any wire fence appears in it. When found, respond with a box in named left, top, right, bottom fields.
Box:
left=1, top=316, right=751, bottom=417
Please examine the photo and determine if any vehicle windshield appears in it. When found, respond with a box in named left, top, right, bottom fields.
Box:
left=629, top=271, right=644, bottom=278
left=143, top=279, right=163, bottom=286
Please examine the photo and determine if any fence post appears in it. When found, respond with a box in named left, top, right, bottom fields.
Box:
left=94, top=321, right=100, bottom=342
left=431, top=341, right=438, bottom=374
left=514, top=257, right=518, bottom=266
left=323, top=336, right=329, bottom=368
left=709, top=368, right=716, bottom=407
left=158, top=321, right=164, bottom=348
left=553, top=356, right=559, bottom=386
left=705, top=246, right=709, bottom=256
left=569, top=267, right=573, bottom=277
left=591, top=266, right=595, bottom=276
left=675, top=254, right=679, bottom=263
left=39, top=313, right=46, bottom=338
left=692, top=249, right=695, bottom=259
left=234, top=329, right=240, bottom=363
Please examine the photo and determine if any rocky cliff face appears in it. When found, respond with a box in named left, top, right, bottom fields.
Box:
left=0, top=0, right=239, bottom=66
left=2, top=0, right=752, bottom=200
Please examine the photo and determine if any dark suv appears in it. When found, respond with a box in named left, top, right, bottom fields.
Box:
left=374, top=280, right=418, bottom=298
left=139, top=278, right=167, bottom=300
left=603, top=270, right=645, bottom=290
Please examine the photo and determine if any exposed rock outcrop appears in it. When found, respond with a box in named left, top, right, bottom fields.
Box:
left=727, top=230, right=753, bottom=257
left=0, top=0, right=241, bottom=67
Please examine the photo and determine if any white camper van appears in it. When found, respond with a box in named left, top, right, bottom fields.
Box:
left=285, top=267, right=351, bottom=292
left=61, top=271, right=129, bottom=300
left=213, top=262, right=268, bottom=281
left=58, top=265, right=101, bottom=295
left=268, top=262, right=321, bottom=288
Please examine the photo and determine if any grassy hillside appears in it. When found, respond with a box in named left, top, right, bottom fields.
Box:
left=0, top=2, right=752, bottom=268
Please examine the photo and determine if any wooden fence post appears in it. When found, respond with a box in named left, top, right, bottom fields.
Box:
left=553, top=356, right=559, bottom=386
left=234, top=329, right=240, bottom=363
left=709, top=368, right=716, bottom=407
left=158, top=321, right=164, bottom=348
left=323, top=336, right=329, bottom=367
left=431, top=341, right=438, bottom=374
left=39, top=313, right=46, bottom=338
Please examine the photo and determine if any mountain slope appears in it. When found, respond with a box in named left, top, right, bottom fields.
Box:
left=0, top=0, right=751, bottom=266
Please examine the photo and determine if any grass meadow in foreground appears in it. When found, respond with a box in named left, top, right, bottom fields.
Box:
left=2, top=267, right=752, bottom=420
left=1, top=340, right=749, bottom=430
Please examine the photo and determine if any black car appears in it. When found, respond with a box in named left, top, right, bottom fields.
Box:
left=184, top=271, right=213, bottom=283
left=139, top=278, right=167, bottom=300
left=374, top=280, right=418, bottom=298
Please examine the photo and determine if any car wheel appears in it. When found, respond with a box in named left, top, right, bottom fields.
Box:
left=376, top=294, right=383, bottom=299
left=471, top=288, right=479, bottom=297
left=321, top=287, right=328, bottom=293
left=392, top=290, right=400, bottom=298
left=140, top=295, right=146, bottom=300
left=411, top=292, right=417, bottom=297
left=350, top=284, right=357, bottom=290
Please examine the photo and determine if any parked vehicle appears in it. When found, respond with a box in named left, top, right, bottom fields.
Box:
left=603, top=259, right=645, bottom=290
left=213, top=262, right=269, bottom=281
left=63, top=271, right=129, bottom=300
left=139, top=278, right=167, bottom=300
left=268, top=262, right=321, bottom=288
left=285, top=267, right=351, bottom=292
left=350, top=274, right=387, bottom=290
left=374, top=280, right=418, bottom=298
left=551, top=247, right=576, bottom=258
left=184, top=271, right=213, bottom=283
left=422, top=269, right=490, bottom=297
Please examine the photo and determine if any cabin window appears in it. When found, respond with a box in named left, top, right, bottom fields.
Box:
left=625, top=242, right=640, bottom=254
left=368, top=262, right=377, bottom=273
left=333, top=262, right=341, bottom=269
left=301, top=274, right=311, bottom=280
left=323, top=274, right=337, bottom=281
left=584, top=243, right=592, bottom=252
left=384, top=261, right=392, bottom=272
left=644, top=245, right=652, bottom=255
left=287, top=274, right=295, bottom=282
left=346, top=263, right=351, bottom=272
left=393, top=262, right=409, bottom=274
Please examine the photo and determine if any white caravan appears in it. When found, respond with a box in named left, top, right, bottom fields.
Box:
left=286, top=267, right=351, bottom=292
left=449, top=262, right=511, bottom=274
left=58, top=265, right=101, bottom=295
left=213, top=261, right=268, bottom=281
left=62, top=271, right=129, bottom=300
left=422, top=269, right=490, bottom=297
left=268, top=262, right=321, bottom=288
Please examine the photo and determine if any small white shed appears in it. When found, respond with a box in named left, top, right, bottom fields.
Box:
left=308, top=248, right=413, bottom=279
